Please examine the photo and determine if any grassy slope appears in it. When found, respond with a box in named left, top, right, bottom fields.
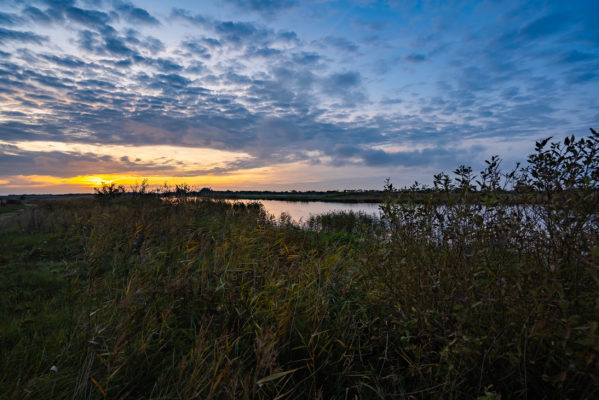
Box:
left=1, top=197, right=597, bottom=399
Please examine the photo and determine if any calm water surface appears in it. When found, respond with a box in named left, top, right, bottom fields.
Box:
left=228, top=199, right=381, bottom=223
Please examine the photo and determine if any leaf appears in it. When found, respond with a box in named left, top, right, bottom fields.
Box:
left=90, top=377, right=106, bottom=397
left=256, top=368, right=301, bottom=384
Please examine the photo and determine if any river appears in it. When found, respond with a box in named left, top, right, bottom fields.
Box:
left=227, top=199, right=381, bottom=223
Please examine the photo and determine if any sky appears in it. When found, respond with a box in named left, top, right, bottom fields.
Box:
left=0, top=0, right=598, bottom=194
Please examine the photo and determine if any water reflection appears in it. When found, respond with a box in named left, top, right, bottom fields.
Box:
left=226, top=199, right=381, bottom=223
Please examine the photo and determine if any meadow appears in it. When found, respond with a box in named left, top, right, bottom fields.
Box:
left=0, top=130, right=598, bottom=399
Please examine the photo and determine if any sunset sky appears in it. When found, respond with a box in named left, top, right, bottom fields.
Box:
left=0, top=0, right=598, bottom=194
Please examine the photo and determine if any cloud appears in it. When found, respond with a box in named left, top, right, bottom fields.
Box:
left=170, top=8, right=207, bottom=26
left=76, top=29, right=101, bottom=51
left=40, top=0, right=76, bottom=9
left=149, top=73, right=192, bottom=90
left=22, top=6, right=53, bottom=25
left=0, top=145, right=176, bottom=177
left=171, top=9, right=296, bottom=48
left=104, top=35, right=138, bottom=56
left=214, top=20, right=267, bottom=45
left=246, top=46, right=282, bottom=58
left=292, top=52, right=321, bottom=65
left=559, top=50, right=597, bottom=64
left=321, top=72, right=365, bottom=106
left=141, top=36, right=164, bottom=53
left=323, top=36, right=359, bottom=53
left=380, top=97, right=403, bottom=105
left=114, top=2, right=160, bottom=25
left=64, top=6, right=111, bottom=27
left=151, top=58, right=183, bottom=73
left=404, top=53, right=427, bottom=63
left=40, top=54, right=87, bottom=68
left=563, top=63, right=599, bottom=84
left=352, top=19, right=388, bottom=32
left=222, top=0, right=297, bottom=17
left=0, top=27, right=48, bottom=44
left=181, top=39, right=212, bottom=59
left=74, top=27, right=146, bottom=58
left=518, top=13, right=571, bottom=41
left=324, top=71, right=360, bottom=90
left=0, top=11, right=24, bottom=26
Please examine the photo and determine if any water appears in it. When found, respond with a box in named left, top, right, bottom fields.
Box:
left=227, top=199, right=381, bottom=223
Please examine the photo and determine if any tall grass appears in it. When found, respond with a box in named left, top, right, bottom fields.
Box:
left=0, top=130, right=597, bottom=399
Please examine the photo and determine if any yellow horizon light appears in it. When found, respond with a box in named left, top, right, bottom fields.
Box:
left=64, top=170, right=275, bottom=190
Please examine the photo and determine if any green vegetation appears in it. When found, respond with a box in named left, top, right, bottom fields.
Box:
left=1, top=130, right=598, bottom=399
left=207, top=190, right=386, bottom=203
left=0, top=198, right=26, bottom=215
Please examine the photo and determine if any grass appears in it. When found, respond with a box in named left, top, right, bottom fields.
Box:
left=0, top=204, right=26, bottom=215
left=1, top=130, right=598, bottom=399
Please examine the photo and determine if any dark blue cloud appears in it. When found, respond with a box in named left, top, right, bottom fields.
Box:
left=104, top=35, right=137, bottom=56
left=149, top=73, right=191, bottom=90
left=65, top=6, right=111, bottom=27
left=78, top=79, right=116, bottom=89
left=121, top=29, right=164, bottom=53
left=321, top=71, right=365, bottom=107
left=357, top=147, right=459, bottom=168
left=171, top=9, right=296, bottom=48
left=181, top=39, right=211, bottom=59
left=560, top=50, right=597, bottom=64
left=518, top=13, right=571, bottom=41
left=28, top=71, right=75, bottom=89
left=247, top=46, right=282, bottom=58
left=292, top=52, right=321, bottom=65
left=41, top=0, right=76, bottom=9
left=22, top=6, right=53, bottom=25
left=404, top=53, right=427, bottom=63
left=323, top=36, right=359, bottom=53
left=0, top=27, right=47, bottom=44
left=114, top=1, right=159, bottom=25
left=222, top=0, right=297, bottom=17
left=0, top=11, right=23, bottom=26
left=353, top=19, right=388, bottom=32
left=40, top=54, right=86, bottom=68
left=380, top=97, right=403, bottom=105
left=277, top=30, right=297, bottom=42
left=201, top=37, right=221, bottom=47
left=170, top=8, right=207, bottom=26
left=325, top=71, right=360, bottom=89
left=76, top=29, right=101, bottom=51
left=151, top=58, right=183, bottom=72
left=563, top=63, right=599, bottom=84
left=214, top=20, right=266, bottom=44
left=0, top=145, right=176, bottom=177
left=142, top=36, right=164, bottom=53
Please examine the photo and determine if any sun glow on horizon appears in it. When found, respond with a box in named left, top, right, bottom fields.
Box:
left=0, top=157, right=404, bottom=195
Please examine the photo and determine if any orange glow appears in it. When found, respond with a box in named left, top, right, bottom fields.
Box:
left=64, top=169, right=278, bottom=190
left=0, top=160, right=390, bottom=195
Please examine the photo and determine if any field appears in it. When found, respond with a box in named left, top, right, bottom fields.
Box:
left=1, top=132, right=598, bottom=399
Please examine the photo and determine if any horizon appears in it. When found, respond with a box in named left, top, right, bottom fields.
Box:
left=1, top=0, right=598, bottom=195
